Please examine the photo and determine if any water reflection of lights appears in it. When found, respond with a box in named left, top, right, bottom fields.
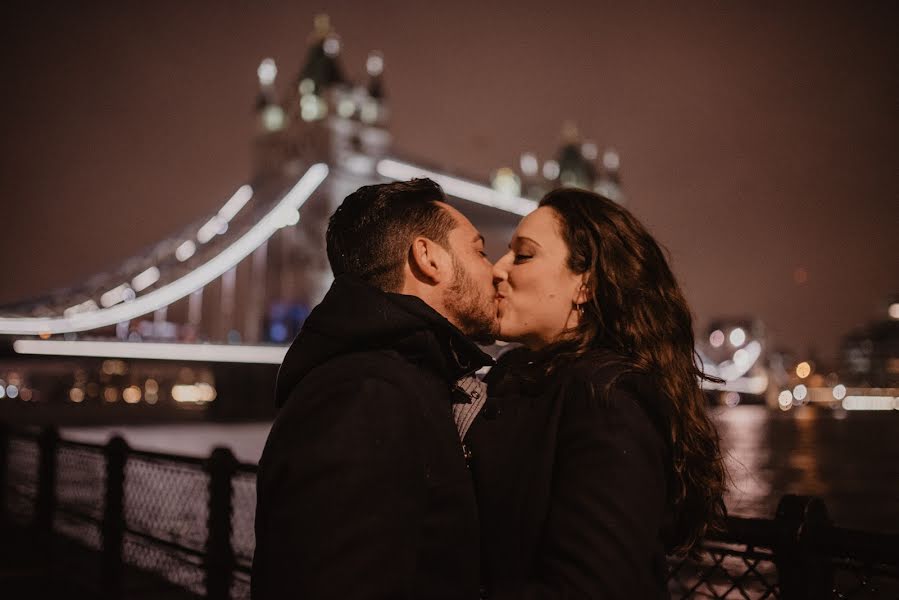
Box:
left=712, top=406, right=772, bottom=516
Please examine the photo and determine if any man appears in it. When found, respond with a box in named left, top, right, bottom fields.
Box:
left=252, top=178, right=498, bottom=599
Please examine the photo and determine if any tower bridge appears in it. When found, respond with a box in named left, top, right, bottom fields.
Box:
left=0, top=15, right=765, bottom=420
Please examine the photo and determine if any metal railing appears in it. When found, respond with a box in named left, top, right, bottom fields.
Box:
left=2, top=423, right=897, bottom=599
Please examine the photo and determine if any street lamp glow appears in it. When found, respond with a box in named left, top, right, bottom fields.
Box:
left=257, top=58, right=277, bottom=86
left=377, top=158, right=536, bottom=216
left=889, top=303, right=899, bottom=320
left=131, top=267, right=161, bottom=293
left=366, top=52, right=384, bottom=76
left=520, top=153, right=538, bottom=177
left=796, top=361, right=812, bottom=379
left=778, top=390, right=793, bottom=410
left=176, top=240, right=197, bottom=262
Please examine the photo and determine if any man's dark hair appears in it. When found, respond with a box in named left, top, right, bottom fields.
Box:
left=326, top=178, right=456, bottom=292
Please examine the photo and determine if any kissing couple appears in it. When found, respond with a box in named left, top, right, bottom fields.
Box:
left=253, top=179, right=727, bottom=599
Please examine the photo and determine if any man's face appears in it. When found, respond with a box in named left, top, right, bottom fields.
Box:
left=438, top=203, right=499, bottom=344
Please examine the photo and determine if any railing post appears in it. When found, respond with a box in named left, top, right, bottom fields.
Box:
left=205, top=446, right=238, bottom=600
left=102, top=436, right=128, bottom=600
left=773, top=494, right=835, bottom=599
left=35, top=427, right=59, bottom=544
left=0, top=421, right=8, bottom=527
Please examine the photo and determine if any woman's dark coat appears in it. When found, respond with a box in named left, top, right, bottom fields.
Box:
left=467, top=349, right=674, bottom=599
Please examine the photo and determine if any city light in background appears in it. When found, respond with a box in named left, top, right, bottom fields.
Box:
left=0, top=7, right=896, bottom=598
left=0, top=6, right=894, bottom=578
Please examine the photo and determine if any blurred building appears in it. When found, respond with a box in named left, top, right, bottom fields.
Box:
left=696, top=318, right=773, bottom=406
left=491, top=120, right=625, bottom=204
left=839, top=298, right=899, bottom=388
left=0, top=15, right=535, bottom=422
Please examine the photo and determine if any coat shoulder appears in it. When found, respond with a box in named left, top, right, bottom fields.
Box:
left=560, top=352, right=638, bottom=401
left=558, top=353, right=672, bottom=448
left=304, top=348, right=440, bottom=393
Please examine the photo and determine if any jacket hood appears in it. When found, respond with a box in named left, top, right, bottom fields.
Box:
left=275, top=275, right=494, bottom=408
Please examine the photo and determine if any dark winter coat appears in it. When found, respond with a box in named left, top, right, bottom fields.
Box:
left=252, top=275, right=493, bottom=600
left=467, top=348, right=674, bottom=599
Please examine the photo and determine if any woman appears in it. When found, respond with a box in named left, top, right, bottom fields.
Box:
left=467, top=188, right=727, bottom=599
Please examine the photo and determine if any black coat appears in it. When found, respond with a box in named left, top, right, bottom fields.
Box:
left=252, top=276, right=493, bottom=600
left=467, top=349, right=674, bottom=599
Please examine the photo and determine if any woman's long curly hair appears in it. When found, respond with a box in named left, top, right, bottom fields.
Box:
left=539, top=188, right=727, bottom=557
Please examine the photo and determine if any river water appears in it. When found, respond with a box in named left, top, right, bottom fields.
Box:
left=62, top=405, right=899, bottom=533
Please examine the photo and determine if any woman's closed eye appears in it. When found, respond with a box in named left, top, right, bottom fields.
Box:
left=513, top=254, right=532, bottom=263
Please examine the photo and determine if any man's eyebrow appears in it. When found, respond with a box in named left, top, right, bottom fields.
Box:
left=472, top=233, right=485, bottom=244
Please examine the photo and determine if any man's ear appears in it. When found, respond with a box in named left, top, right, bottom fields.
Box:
left=408, top=236, right=451, bottom=285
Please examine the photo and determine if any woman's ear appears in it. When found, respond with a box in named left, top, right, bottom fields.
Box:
left=574, top=274, right=589, bottom=306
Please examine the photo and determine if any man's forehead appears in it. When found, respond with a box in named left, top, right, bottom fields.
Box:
left=436, top=201, right=476, bottom=232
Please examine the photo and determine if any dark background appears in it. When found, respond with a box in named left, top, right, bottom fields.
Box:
left=1, top=1, right=897, bottom=360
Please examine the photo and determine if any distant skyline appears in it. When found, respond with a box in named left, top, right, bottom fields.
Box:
left=1, top=2, right=896, bottom=360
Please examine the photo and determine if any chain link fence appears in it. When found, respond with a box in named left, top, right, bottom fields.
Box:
left=123, top=452, right=210, bottom=595
left=2, top=423, right=898, bottom=599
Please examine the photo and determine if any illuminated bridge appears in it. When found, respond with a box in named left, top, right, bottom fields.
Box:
left=0, top=16, right=763, bottom=420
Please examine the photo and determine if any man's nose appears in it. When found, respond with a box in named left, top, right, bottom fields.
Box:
left=492, top=254, right=510, bottom=284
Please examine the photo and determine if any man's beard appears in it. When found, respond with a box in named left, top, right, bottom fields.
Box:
left=445, top=256, right=498, bottom=345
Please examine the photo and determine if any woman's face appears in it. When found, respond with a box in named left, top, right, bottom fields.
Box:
left=493, top=206, right=585, bottom=349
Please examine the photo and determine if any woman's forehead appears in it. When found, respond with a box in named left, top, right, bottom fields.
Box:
left=515, top=207, right=560, bottom=240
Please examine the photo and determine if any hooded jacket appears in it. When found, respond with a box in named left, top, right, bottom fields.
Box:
left=252, top=275, right=493, bottom=600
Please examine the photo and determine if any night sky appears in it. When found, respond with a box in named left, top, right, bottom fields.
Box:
left=1, top=2, right=896, bottom=361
